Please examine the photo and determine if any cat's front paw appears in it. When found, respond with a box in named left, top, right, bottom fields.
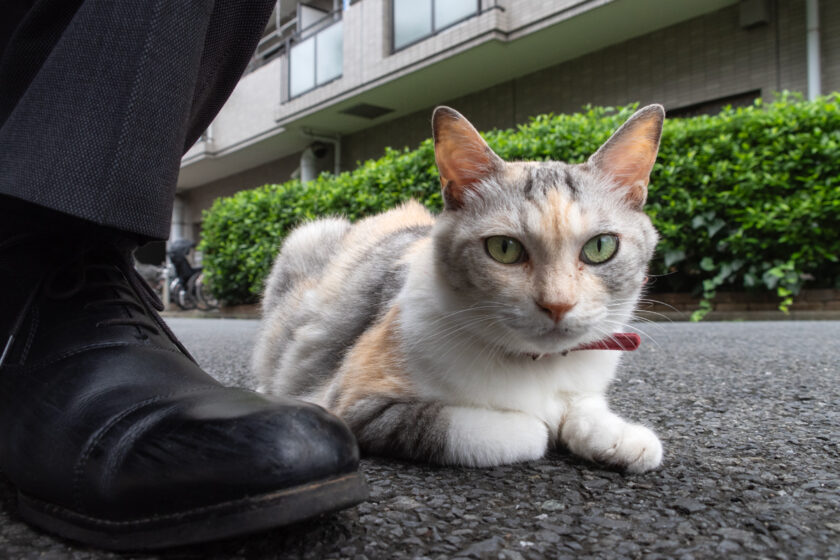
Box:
left=562, top=416, right=662, bottom=473
left=445, top=408, right=549, bottom=467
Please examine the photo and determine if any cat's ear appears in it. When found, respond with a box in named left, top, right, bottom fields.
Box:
left=432, top=106, right=503, bottom=210
left=588, top=104, right=665, bottom=209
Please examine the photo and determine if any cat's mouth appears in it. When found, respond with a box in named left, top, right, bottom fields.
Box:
left=522, top=332, right=641, bottom=360
left=484, top=310, right=606, bottom=356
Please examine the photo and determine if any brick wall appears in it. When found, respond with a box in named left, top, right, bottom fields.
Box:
left=638, top=289, right=840, bottom=320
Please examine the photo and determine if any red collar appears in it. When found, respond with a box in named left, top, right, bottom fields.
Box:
left=529, top=332, right=641, bottom=361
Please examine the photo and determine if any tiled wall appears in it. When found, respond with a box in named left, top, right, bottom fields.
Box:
left=822, top=0, right=840, bottom=94
left=341, top=0, right=823, bottom=169
left=184, top=0, right=837, bottom=234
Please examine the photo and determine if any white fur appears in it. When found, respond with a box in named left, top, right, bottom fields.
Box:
left=561, top=395, right=663, bottom=473
left=396, top=238, right=661, bottom=471
left=444, top=407, right=549, bottom=467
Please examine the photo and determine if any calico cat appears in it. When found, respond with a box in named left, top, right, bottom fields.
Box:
left=253, top=105, right=664, bottom=472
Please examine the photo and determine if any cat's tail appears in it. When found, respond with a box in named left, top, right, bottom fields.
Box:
left=261, top=217, right=351, bottom=315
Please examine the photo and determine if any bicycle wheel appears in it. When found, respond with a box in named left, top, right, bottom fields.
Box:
left=194, top=273, right=219, bottom=310
left=171, top=278, right=197, bottom=310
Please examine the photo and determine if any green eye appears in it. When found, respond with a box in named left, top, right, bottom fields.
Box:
left=486, top=236, right=526, bottom=264
left=581, top=234, right=619, bottom=264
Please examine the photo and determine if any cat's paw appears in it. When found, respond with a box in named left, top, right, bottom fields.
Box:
left=562, top=415, right=662, bottom=473
left=445, top=407, right=549, bottom=467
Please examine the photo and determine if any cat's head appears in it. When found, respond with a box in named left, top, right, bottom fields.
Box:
left=430, top=105, right=663, bottom=357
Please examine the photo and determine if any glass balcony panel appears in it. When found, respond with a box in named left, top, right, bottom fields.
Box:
left=289, top=36, right=316, bottom=97
left=316, top=21, right=343, bottom=85
left=394, top=0, right=432, bottom=50
left=434, top=0, right=477, bottom=30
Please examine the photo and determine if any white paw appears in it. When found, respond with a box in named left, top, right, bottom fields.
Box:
left=445, top=407, right=549, bottom=467
left=562, top=416, right=662, bottom=473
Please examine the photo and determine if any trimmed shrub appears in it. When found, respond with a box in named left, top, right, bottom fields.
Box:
left=199, top=95, right=840, bottom=316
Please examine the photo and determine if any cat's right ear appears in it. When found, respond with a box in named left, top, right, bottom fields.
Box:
left=432, top=107, right=502, bottom=210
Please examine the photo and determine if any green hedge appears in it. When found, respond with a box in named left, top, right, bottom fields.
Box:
left=199, top=95, right=840, bottom=317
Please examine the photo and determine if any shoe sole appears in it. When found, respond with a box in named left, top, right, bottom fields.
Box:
left=17, top=471, right=368, bottom=551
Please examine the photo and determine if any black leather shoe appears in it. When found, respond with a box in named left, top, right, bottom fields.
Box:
left=0, top=235, right=367, bottom=550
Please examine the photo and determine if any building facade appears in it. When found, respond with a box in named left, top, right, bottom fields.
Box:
left=151, top=0, right=837, bottom=261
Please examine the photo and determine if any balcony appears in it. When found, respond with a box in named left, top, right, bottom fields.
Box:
left=249, top=2, right=345, bottom=99
left=289, top=16, right=344, bottom=98
left=180, top=0, right=740, bottom=191
left=392, top=0, right=480, bottom=51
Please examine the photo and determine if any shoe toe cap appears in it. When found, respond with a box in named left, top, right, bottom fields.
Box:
left=80, top=389, right=360, bottom=519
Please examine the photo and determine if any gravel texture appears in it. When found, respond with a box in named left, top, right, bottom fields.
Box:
left=0, top=319, right=837, bottom=559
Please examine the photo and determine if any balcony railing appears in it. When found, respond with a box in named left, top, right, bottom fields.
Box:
left=288, top=12, right=344, bottom=99
left=392, top=0, right=480, bottom=51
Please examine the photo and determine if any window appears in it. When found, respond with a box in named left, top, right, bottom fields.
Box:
left=289, top=19, right=344, bottom=98
left=393, top=0, right=479, bottom=51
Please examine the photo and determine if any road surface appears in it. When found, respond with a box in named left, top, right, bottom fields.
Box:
left=0, top=320, right=837, bottom=559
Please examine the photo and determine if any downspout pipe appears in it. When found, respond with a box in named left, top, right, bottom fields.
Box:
left=806, top=0, right=821, bottom=101
left=301, top=129, right=341, bottom=176
left=171, top=196, right=186, bottom=242
left=202, top=122, right=215, bottom=153
left=300, top=146, right=317, bottom=183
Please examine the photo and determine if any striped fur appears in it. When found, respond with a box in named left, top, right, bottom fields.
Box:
left=254, top=105, right=666, bottom=471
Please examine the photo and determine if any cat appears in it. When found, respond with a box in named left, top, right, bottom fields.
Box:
left=253, top=105, right=664, bottom=472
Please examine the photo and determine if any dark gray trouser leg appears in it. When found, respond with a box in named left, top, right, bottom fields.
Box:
left=0, top=0, right=274, bottom=241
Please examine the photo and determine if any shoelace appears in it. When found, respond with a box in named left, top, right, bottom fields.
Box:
left=67, top=267, right=162, bottom=338
left=0, top=234, right=195, bottom=367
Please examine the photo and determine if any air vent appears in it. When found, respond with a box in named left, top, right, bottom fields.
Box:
left=339, top=103, right=394, bottom=119
left=739, top=0, right=771, bottom=29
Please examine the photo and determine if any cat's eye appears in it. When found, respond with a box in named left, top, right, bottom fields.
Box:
left=486, top=236, right=526, bottom=264
left=581, top=234, right=619, bottom=265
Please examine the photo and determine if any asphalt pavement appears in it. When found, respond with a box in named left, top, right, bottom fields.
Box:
left=0, top=319, right=838, bottom=559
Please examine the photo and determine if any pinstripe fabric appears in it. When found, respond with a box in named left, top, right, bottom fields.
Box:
left=0, top=0, right=274, bottom=240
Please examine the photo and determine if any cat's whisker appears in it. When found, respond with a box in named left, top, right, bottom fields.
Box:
left=589, top=326, right=625, bottom=350
left=601, top=308, right=666, bottom=327
left=401, top=313, right=501, bottom=351
left=633, top=298, right=681, bottom=314
left=409, top=315, right=504, bottom=362
left=632, top=310, right=676, bottom=323
left=599, top=319, right=661, bottom=350
left=434, top=326, right=496, bottom=362
left=603, top=299, right=676, bottom=325
left=474, top=323, right=516, bottom=369
left=404, top=304, right=510, bottom=335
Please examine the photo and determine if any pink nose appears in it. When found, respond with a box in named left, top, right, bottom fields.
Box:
left=536, top=300, right=575, bottom=322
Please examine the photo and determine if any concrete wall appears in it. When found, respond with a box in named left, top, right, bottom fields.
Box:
left=178, top=152, right=301, bottom=234
left=183, top=58, right=283, bottom=163
left=342, top=0, right=820, bottom=168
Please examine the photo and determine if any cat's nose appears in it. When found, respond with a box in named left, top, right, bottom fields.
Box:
left=536, top=300, right=576, bottom=323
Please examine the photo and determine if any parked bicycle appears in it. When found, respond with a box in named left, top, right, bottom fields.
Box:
left=134, top=259, right=166, bottom=300
left=166, top=239, right=219, bottom=310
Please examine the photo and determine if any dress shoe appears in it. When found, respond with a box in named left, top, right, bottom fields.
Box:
left=0, top=234, right=367, bottom=550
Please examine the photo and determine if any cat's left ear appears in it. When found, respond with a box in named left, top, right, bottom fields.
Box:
left=588, top=104, right=665, bottom=209
left=432, top=106, right=503, bottom=210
